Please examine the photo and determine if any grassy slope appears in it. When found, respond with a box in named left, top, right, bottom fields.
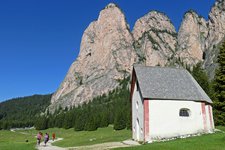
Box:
left=116, top=126, right=225, bottom=150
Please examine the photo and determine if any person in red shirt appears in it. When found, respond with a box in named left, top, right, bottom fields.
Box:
left=52, top=133, right=56, bottom=141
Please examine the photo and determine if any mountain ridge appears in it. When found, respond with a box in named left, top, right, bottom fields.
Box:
left=48, top=0, right=225, bottom=112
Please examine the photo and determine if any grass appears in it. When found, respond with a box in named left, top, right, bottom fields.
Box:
left=32, top=125, right=131, bottom=147
left=217, top=126, right=225, bottom=131
left=116, top=126, right=225, bottom=150
left=1, top=126, right=225, bottom=150
left=1, top=125, right=131, bottom=148
left=0, top=130, right=36, bottom=150
left=52, top=126, right=131, bottom=147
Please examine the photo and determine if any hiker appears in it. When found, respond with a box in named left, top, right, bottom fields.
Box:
left=44, top=133, right=49, bottom=146
left=37, top=132, right=42, bottom=145
left=52, top=133, right=56, bottom=141
left=40, top=132, right=43, bottom=137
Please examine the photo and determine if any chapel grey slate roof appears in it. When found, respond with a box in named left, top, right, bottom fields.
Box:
left=133, top=65, right=212, bottom=103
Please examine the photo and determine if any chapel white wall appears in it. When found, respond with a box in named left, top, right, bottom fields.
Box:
left=147, top=100, right=213, bottom=140
left=132, top=82, right=144, bottom=141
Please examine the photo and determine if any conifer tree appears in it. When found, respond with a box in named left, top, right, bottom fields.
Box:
left=100, top=110, right=109, bottom=128
left=35, top=116, right=48, bottom=130
left=84, top=115, right=97, bottom=131
left=113, top=108, right=126, bottom=130
left=126, top=104, right=132, bottom=129
left=74, top=109, right=85, bottom=131
left=2, top=121, right=10, bottom=130
left=63, top=111, right=73, bottom=129
left=213, top=41, right=225, bottom=125
left=191, top=63, right=211, bottom=96
left=47, top=115, right=55, bottom=128
left=0, top=121, right=2, bottom=130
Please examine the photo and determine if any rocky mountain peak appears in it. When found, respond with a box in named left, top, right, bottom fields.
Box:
left=133, top=11, right=176, bottom=41
left=214, top=0, right=225, bottom=9
left=48, top=3, right=136, bottom=112
left=203, top=0, right=225, bottom=79
left=98, top=2, right=128, bottom=28
left=49, top=1, right=225, bottom=112
left=207, top=0, right=225, bottom=45
left=132, top=10, right=177, bottom=66
left=105, top=3, right=117, bottom=9
left=176, top=10, right=208, bottom=65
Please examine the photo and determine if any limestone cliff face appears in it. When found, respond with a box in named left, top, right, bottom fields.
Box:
left=204, top=0, right=225, bottom=78
left=132, top=11, right=177, bottom=66
left=175, top=0, right=225, bottom=78
left=207, top=0, right=225, bottom=50
left=49, top=3, right=136, bottom=111
left=49, top=1, right=225, bottom=111
left=176, top=11, right=208, bottom=65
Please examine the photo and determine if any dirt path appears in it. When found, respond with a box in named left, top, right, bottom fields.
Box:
left=36, top=138, right=65, bottom=150
left=36, top=139, right=139, bottom=150
left=10, top=129, right=31, bottom=135
left=68, top=140, right=139, bottom=150
left=10, top=129, right=139, bottom=150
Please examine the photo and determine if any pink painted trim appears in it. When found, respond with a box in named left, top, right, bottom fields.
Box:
left=201, top=102, right=207, bottom=131
left=144, top=99, right=149, bottom=141
left=208, top=105, right=213, bottom=129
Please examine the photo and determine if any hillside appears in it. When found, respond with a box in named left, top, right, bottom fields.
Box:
left=0, top=94, right=51, bottom=129
left=34, top=77, right=131, bottom=131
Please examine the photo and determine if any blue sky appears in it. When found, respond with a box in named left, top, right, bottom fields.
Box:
left=0, top=0, right=215, bottom=102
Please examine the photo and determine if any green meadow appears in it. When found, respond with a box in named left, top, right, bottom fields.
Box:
left=30, top=126, right=131, bottom=147
left=0, top=126, right=131, bottom=149
left=0, top=129, right=36, bottom=150
left=116, top=126, right=225, bottom=150
left=0, top=126, right=225, bottom=150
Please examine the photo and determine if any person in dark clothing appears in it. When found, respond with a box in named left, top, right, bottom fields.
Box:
left=44, top=133, right=49, bottom=146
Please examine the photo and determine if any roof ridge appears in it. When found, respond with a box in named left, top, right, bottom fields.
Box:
left=133, top=64, right=185, bottom=71
left=133, top=66, right=212, bottom=104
